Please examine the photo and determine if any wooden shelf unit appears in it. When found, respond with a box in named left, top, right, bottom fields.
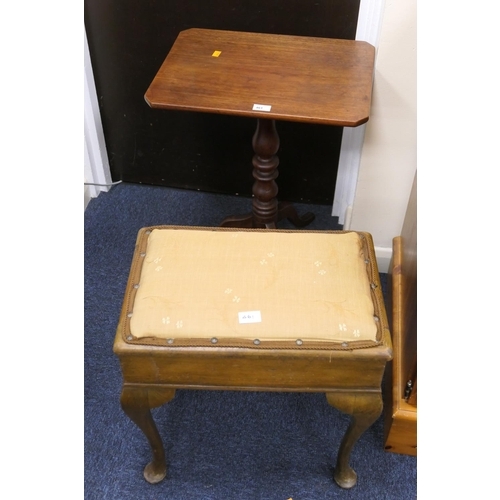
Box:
left=384, top=172, right=417, bottom=456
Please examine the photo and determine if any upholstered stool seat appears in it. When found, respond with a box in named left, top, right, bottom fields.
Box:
left=114, top=226, right=392, bottom=489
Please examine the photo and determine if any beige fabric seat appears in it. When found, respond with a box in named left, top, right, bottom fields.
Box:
left=122, top=226, right=384, bottom=350
left=114, top=225, right=392, bottom=489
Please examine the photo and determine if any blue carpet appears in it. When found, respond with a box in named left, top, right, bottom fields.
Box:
left=84, top=183, right=417, bottom=499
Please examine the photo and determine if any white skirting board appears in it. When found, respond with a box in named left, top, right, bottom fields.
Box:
left=375, top=246, right=391, bottom=274
left=84, top=184, right=92, bottom=210
left=342, top=205, right=391, bottom=273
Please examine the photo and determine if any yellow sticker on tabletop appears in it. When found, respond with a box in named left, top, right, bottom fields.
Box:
left=212, top=50, right=222, bottom=57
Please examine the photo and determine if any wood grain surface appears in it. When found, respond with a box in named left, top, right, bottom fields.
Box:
left=145, top=28, right=375, bottom=126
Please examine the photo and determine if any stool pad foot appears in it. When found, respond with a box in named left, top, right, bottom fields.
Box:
left=144, top=461, right=167, bottom=484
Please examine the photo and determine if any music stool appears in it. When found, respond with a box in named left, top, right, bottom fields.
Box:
left=113, top=225, right=392, bottom=489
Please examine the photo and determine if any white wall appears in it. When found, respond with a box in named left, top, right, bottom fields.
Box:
left=84, top=30, right=112, bottom=201
left=349, top=0, right=417, bottom=272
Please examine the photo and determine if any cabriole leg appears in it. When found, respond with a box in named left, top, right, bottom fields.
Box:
left=120, top=385, right=176, bottom=484
left=326, top=391, right=383, bottom=489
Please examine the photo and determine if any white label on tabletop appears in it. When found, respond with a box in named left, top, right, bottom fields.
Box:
left=252, top=104, right=272, bottom=112
left=238, top=311, right=262, bottom=324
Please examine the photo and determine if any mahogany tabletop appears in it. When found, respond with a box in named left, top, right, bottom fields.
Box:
left=145, top=28, right=375, bottom=127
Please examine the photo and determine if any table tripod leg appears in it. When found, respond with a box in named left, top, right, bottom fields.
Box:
left=219, top=213, right=254, bottom=228
left=277, top=201, right=315, bottom=227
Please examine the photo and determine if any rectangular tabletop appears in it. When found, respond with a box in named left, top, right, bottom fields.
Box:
left=145, top=28, right=375, bottom=126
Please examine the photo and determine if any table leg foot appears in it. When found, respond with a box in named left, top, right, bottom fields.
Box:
left=277, top=201, right=315, bottom=228
left=220, top=204, right=313, bottom=229
left=220, top=213, right=256, bottom=228
left=219, top=212, right=277, bottom=229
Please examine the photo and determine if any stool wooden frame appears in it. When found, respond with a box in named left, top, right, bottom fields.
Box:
left=113, top=227, right=392, bottom=489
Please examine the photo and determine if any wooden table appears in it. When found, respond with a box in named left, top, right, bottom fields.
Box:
left=145, top=28, right=375, bottom=228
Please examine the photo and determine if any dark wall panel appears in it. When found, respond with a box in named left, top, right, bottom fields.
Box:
left=85, top=1, right=360, bottom=204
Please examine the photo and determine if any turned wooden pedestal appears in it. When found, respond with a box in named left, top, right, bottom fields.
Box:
left=113, top=226, right=392, bottom=489
left=144, top=28, right=375, bottom=228
left=219, top=117, right=315, bottom=229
